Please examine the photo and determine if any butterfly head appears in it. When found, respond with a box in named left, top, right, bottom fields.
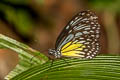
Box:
left=48, top=49, right=61, bottom=59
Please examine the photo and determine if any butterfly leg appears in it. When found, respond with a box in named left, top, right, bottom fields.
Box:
left=49, top=59, right=54, bottom=70
left=29, top=53, right=40, bottom=66
left=61, top=58, right=70, bottom=66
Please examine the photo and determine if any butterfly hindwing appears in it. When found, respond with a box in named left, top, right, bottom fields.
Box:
left=55, top=10, right=100, bottom=59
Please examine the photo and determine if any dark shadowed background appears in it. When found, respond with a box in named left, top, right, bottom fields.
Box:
left=0, top=0, right=120, bottom=79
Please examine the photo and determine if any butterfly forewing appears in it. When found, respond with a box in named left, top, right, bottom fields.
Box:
left=55, top=10, right=100, bottom=59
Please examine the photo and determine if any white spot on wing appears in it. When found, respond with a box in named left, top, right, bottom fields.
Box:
left=73, top=24, right=86, bottom=30
left=87, top=53, right=90, bottom=55
left=80, top=41, right=85, bottom=43
left=70, top=21, right=74, bottom=25
left=84, top=49, right=88, bottom=51
left=84, top=42, right=90, bottom=44
left=84, top=28, right=90, bottom=30
left=83, top=31, right=89, bottom=34
left=75, top=32, right=82, bottom=37
left=91, top=35, right=95, bottom=37
left=86, top=56, right=92, bottom=59
left=96, top=43, right=99, bottom=45
left=75, top=17, right=79, bottom=20
left=96, top=35, right=99, bottom=38
left=90, top=30, right=94, bottom=33
left=93, top=52, right=97, bottom=54
left=87, top=39, right=92, bottom=41
left=92, top=27, right=96, bottom=29
left=87, top=14, right=90, bottom=16
left=69, top=30, right=72, bottom=33
left=66, top=25, right=70, bottom=29
left=91, top=22, right=94, bottom=24
left=73, top=40, right=78, bottom=43
left=91, top=54, right=94, bottom=57
left=93, top=16, right=98, bottom=19
left=96, top=30, right=100, bottom=33
left=86, top=21, right=89, bottom=23
left=97, top=27, right=100, bottom=29
left=81, top=18, right=88, bottom=21
left=81, top=12, right=85, bottom=15
left=89, top=51, right=92, bottom=53
left=80, top=37, right=84, bottom=39
left=93, top=48, right=95, bottom=50
left=79, top=52, right=85, bottom=54
left=72, top=17, right=82, bottom=25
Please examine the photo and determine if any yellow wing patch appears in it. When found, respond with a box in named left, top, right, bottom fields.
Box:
left=61, top=42, right=72, bottom=50
left=61, top=41, right=86, bottom=57
left=61, top=51, right=84, bottom=57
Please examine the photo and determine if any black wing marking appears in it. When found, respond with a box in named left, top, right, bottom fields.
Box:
left=55, top=10, right=100, bottom=58
left=55, top=10, right=88, bottom=49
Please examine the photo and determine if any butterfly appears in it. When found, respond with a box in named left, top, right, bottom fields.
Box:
left=48, top=10, right=100, bottom=59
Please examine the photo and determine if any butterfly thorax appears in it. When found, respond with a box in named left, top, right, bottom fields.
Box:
left=48, top=49, right=61, bottom=59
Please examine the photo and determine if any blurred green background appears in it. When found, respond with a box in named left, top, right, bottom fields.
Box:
left=0, top=0, right=120, bottom=79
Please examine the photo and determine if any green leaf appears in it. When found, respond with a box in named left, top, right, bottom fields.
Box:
left=8, top=56, right=120, bottom=80
left=0, top=34, right=120, bottom=80
left=0, top=34, right=48, bottom=79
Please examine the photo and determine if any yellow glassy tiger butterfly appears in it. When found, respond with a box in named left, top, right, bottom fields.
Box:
left=48, top=10, right=100, bottom=59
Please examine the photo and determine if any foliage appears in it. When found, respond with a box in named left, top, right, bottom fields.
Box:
left=0, top=34, right=48, bottom=79
left=88, top=0, right=120, bottom=12
left=0, top=34, right=120, bottom=80
left=0, top=0, right=48, bottom=39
